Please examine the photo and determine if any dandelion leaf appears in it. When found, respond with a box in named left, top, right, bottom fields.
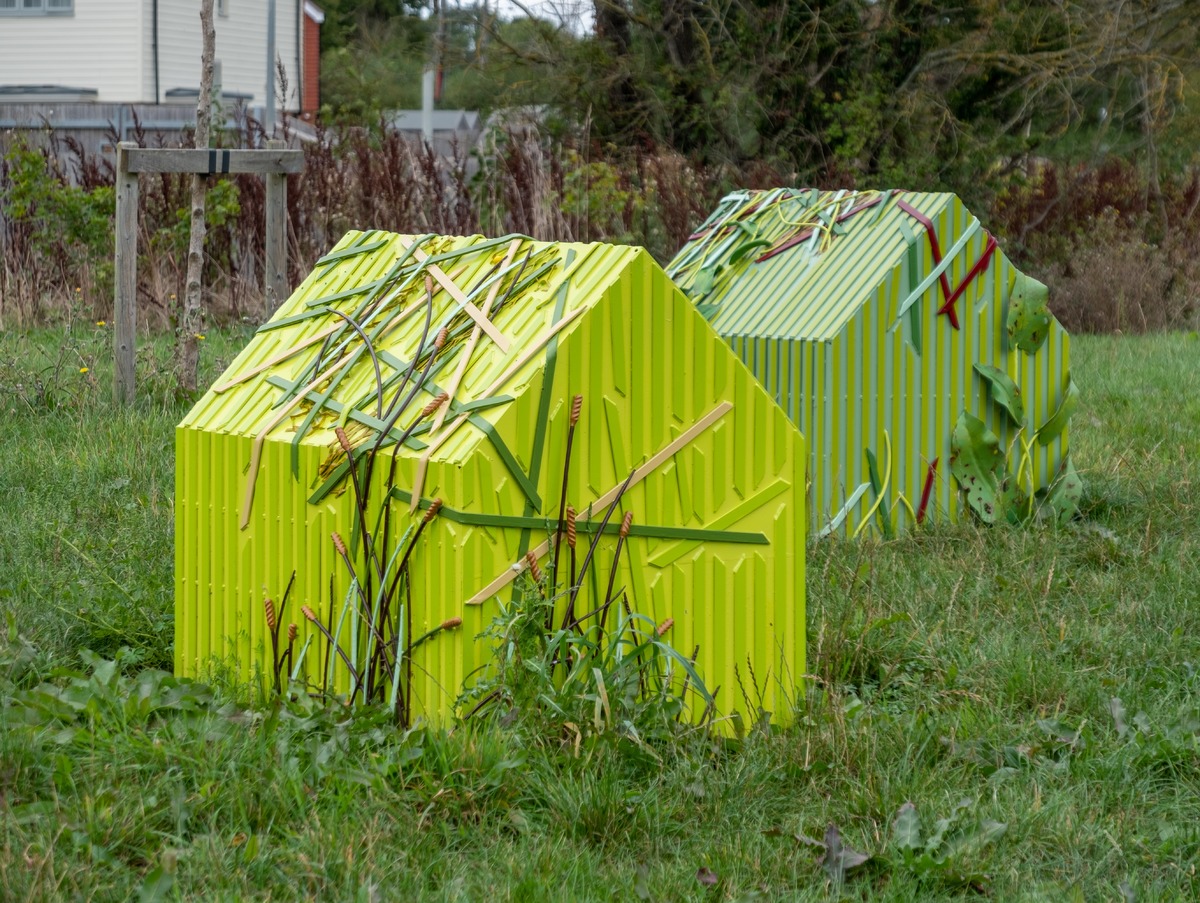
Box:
left=892, top=802, right=923, bottom=853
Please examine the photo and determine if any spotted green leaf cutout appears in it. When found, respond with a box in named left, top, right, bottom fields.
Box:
left=1007, top=273, right=1051, bottom=353
left=1036, top=377, right=1078, bottom=446
left=973, top=363, right=1025, bottom=425
left=1040, top=456, right=1082, bottom=524
left=950, top=411, right=1003, bottom=523
left=1000, top=480, right=1028, bottom=525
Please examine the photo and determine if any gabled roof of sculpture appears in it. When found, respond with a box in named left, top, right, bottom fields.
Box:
left=667, top=188, right=962, bottom=342
left=182, top=230, right=642, bottom=472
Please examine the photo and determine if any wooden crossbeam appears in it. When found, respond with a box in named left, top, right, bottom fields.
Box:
left=119, top=146, right=303, bottom=175
left=113, top=141, right=301, bottom=404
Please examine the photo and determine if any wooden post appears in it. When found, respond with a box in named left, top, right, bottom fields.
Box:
left=114, top=141, right=139, bottom=405
left=264, top=138, right=288, bottom=312
left=108, top=144, right=302, bottom=402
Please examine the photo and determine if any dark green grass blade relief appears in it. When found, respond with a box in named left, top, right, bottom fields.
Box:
left=864, top=447, right=894, bottom=539
left=950, top=411, right=1003, bottom=523
left=973, top=363, right=1025, bottom=426
left=1007, top=273, right=1052, bottom=353
left=315, top=239, right=388, bottom=268
left=727, top=240, right=772, bottom=265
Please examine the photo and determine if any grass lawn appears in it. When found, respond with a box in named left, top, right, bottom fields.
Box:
left=2, top=325, right=1199, bottom=900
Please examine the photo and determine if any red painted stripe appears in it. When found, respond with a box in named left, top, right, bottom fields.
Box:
left=917, top=457, right=939, bottom=525
left=896, top=198, right=957, bottom=328
left=755, top=195, right=884, bottom=263
left=940, top=234, right=997, bottom=317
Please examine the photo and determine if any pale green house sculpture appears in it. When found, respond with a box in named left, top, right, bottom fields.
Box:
left=669, top=189, right=1079, bottom=537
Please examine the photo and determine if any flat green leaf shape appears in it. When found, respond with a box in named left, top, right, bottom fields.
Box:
left=1007, top=273, right=1052, bottom=353
left=819, top=823, right=872, bottom=884
left=1042, top=456, right=1083, bottom=524
left=1036, top=378, right=1078, bottom=446
left=950, top=411, right=1004, bottom=523
left=974, top=363, right=1025, bottom=425
left=692, top=266, right=717, bottom=296
left=1000, top=479, right=1028, bottom=525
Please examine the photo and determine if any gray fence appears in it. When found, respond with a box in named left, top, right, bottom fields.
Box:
left=0, top=101, right=261, bottom=173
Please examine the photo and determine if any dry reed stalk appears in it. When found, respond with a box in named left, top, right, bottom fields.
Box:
left=552, top=393, right=584, bottom=593
left=302, top=604, right=361, bottom=688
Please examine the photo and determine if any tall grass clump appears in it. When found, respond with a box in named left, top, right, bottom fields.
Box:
left=0, top=136, right=114, bottom=328
left=271, top=384, right=713, bottom=734
left=2, top=118, right=753, bottom=328
left=6, top=119, right=1199, bottom=334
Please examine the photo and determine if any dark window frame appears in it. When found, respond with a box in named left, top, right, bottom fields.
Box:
left=0, top=0, right=75, bottom=16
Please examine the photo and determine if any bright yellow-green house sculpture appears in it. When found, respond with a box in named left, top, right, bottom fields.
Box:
left=177, top=231, right=806, bottom=727
left=668, top=189, right=1078, bottom=536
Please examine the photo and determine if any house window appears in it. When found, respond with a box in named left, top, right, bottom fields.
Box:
left=0, top=0, right=74, bottom=14
left=217, top=0, right=228, bottom=17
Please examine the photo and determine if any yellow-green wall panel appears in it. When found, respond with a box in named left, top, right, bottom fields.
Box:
left=177, top=233, right=806, bottom=729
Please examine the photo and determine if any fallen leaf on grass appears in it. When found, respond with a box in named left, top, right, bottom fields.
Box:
left=634, top=862, right=651, bottom=900
left=892, top=801, right=921, bottom=851
left=818, top=823, right=872, bottom=884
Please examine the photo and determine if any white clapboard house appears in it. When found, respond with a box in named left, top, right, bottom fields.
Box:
left=0, top=0, right=323, bottom=154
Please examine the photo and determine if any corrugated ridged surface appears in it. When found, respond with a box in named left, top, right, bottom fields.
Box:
left=177, top=232, right=806, bottom=727
left=669, top=190, right=1073, bottom=535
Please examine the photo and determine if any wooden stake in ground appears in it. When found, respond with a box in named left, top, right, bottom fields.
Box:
left=177, top=0, right=216, bottom=394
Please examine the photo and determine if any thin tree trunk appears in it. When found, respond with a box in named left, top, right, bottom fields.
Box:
left=177, top=0, right=216, bottom=394
left=1140, top=64, right=1169, bottom=241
